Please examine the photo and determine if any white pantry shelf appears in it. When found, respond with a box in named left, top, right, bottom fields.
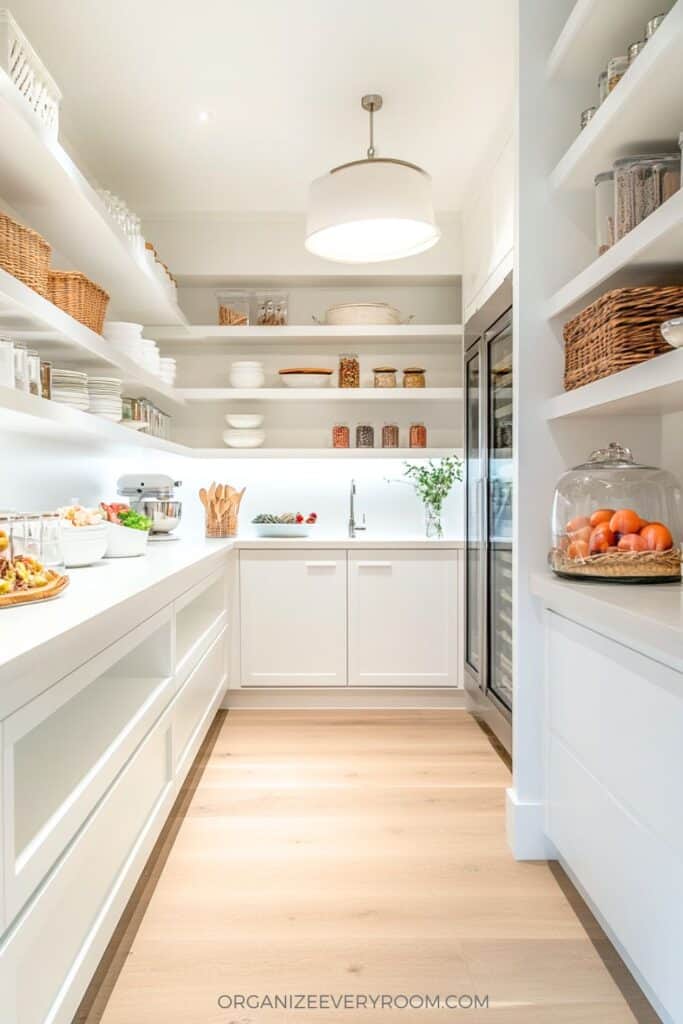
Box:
left=544, top=348, right=683, bottom=419
left=0, top=67, right=187, bottom=327
left=550, top=1, right=683, bottom=192
left=546, top=188, right=683, bottom=319
left=546, top=0, right=664, bottom=82
left=0, top=388, right=456, bottom=461
left=176, top=387, right=463, bottom=403
left=154, top=323, right=463, bottom=345
left=0, top=268, right=185, bottom=409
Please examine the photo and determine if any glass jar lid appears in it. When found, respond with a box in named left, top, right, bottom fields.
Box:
left=594, top=170, right=614, bottom=184
left=373, top=365, right=397, bottom=372
left=404, top=366, right=426, bottom=373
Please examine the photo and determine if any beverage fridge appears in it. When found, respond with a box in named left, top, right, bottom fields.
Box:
left=463, top=307, right=513, bottom=751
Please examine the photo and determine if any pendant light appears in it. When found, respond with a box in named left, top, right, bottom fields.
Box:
left=305, top=94, right=440, bottom=264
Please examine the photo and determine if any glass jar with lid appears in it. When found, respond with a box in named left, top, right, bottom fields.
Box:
left=409, top=423, right=427, bottom=448
left=549, top=442, right=682, bottom=583
left=594, top=171, right=614, bottom=255
left=332, top=423, right=350, bottom=448
left=403, top=366, right=426, bottom=388
left=597, top=70, right=608, bottom=105
left=381, top=423, right=399, bottom=448
left=0, top=336, right=14, bottom=388
left=339, top=353, right=360, bottom=388
left=26, top=351, right=41, bottom=396
left=614, top=153, right=681, bottom=240
left=373, top=366, right=397, bottom=388
left=607, top=55, right=628, bottom=93
left=356, top=423, right=374, bottom=448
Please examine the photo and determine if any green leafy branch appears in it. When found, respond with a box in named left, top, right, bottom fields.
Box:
left=402, top=455, right=463, bottom=513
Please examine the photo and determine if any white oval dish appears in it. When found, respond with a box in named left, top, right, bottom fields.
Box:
left=225, top=413, right=264, bottom=429
left=279, top=372, right=333, bottom=388
left=253, top=523, right=313, bottom=538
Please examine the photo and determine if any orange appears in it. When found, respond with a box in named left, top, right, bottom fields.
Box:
left=609, top=509, right=643, bottom=536
left=617, top=533, right=648, bottom=552
left=590, top=508, right=615, bottom=528
left=566, top=515, right=590, bottom=534
left=567, top=539, right=590, bottom=560
left=640, top=523, right=674, bottom=552
left=589, top=525, right=615, bottom=553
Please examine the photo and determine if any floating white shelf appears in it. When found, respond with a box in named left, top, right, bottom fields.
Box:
left=155, top=324, right=463, bottom=345
left=0, top=268, right=185, bottom=409
left=176, top=387, right=463, bottom=403
left=547, top=188, right=683, bottom=319
left=544, top=348, right=683, bottom=419
left=550, top=2, right=683, bottom=192
left=0, top=67, right=187, bottom=326
left=546, top=0, right=662, bottom=82
left=0, top=387, right=456, bottom=460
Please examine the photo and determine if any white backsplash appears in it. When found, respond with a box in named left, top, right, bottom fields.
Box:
left=2, top=438, right=464, bottom=540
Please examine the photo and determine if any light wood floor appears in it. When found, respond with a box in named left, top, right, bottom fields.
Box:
left=76, top=710, right=657, bottom=1023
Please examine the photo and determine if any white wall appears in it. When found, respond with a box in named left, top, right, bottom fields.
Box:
left=1, top=439, right=464, bottom=540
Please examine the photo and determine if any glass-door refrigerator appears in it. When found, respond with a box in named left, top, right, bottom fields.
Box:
left=464, top=308, right=513, bottom=748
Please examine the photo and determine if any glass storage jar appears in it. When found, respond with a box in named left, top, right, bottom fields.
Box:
left=40, top=361, right=52, bottom=399
left=580, top=106, right=597, bottom=130
left=597, top=70, right=608, bottom=105
left=628, top=39, right=646, bottom=63
left=13, top=343, right=28, bottom=391
left=607, top=55, right=628, bottom=93
left=646, top=13, right=666, bottom=38
left=549, top=442, right=682, bottom=583
left=0, top=336, right=14, bottom=388
left=254, top=292, right=288, bottom=326
left=614, top=153, right=681, bottom=240
left=355, top=423, right=374, bottom=448
left=594, top=171, right=615, bottom=255
left=332, top=423, right=350, bottom=448
left=27, top=351, right=41, bottom=397
left=403, top=366, right=426, bottom=388
left=339, top=353, right=360, bottom=388
left=381, top=423, right=399, bottom=448
left=373, top=366, right=397, bottom=388
left=216, top=290, right=250, bottom=326
left=409, top=423, right=427, bottom=448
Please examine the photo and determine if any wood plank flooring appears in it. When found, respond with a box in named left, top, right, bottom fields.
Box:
left=77, top=710, right=657, bottom=1023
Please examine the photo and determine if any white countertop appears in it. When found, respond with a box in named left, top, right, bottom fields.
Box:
left=531, top=571, right=683, bottom=674
left=235, top=537, right=464, bottom=549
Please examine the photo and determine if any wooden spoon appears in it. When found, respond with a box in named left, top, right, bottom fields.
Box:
left=198, top=487, right=208, bottom=509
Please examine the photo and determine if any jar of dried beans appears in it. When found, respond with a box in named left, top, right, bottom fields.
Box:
left=381, top=423, right=399, bottom=448
left=409, top=423, right=427, bottom=448
left=332, top=423, right=350, bottom=448
left=373, top=366, right=397, bottom=388
left=356, top=423, right=374, bottom=448
left=339, top=353, right=360, bottom=388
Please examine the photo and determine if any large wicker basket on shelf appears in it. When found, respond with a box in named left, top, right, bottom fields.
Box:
left=47, top=270, right=109, bottom=335
left=0, top=211, right=51, bottom=295
left=563, top=285, right=683, bottom=391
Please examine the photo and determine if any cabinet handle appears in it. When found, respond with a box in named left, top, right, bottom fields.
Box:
left=305, top=561, right=337, bottom=568
left=357, top=561, right=393, bottom=569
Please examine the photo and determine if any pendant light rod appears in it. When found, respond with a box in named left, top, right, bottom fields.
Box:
left=361, top=93, right=382, bottom=159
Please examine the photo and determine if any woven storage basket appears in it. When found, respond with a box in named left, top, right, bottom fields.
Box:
left=47, top=271, right=109, bottom=335
left=0, top=211, right=51, bottom=295
left=563, top=285, right=683, bottom=391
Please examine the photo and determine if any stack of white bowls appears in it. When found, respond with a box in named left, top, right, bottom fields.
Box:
left=103, top=321, right=162, bottom=379
left=159, top=356, right=176, bottom=386
left=87, top=376, right=123, bottom=421
left=230, top=361, right=265, bottom=388
left=223, top=413, right=265, bottom=448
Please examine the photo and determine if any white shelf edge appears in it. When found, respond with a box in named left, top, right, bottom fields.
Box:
left=549, top=2, right=683, bottom=192
left=544, top=348, right=683, bottom=419
left=176, top=387, right=464, bottom=403
left=194, top=447, right=461, bottom=459
left=545, top=0, right=594, bottom=79
left=546, top=188, right=683, bottom=319
left=155, top=323, right=464, bottom=343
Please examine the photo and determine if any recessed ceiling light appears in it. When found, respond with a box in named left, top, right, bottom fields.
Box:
left=198, top=110, right=211, bottom=123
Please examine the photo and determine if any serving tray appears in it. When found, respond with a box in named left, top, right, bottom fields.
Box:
left=0, top=572, right=69, bottom=608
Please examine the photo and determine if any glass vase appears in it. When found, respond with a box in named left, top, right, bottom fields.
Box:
left=425, top=505, right=443, bottom=539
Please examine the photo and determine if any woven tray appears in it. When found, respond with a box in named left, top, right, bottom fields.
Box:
left=0, top=572, right=69, bottom=607
left=563, top=285, right=683, bottom=391
left=0, top=211, right=51, bottom=295
left=47, top=270, right=110, bottom=335
left=550, top=547, right=681, bottom=581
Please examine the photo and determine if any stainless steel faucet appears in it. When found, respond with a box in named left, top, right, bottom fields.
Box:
left=349, top=478, right=366, bottom=538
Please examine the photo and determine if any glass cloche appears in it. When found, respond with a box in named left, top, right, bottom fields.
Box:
left=550, top=443, right=682, bottom=583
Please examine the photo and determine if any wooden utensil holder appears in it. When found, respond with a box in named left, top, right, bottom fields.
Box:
left=200, top=482, right=245, bottom=538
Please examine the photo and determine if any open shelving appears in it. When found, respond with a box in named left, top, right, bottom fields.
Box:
left=0, top=267, right=185, bottom=409
left=176, top=387, right=463, bottom=403
left=0, top=67, right=187, bottom=326
left=550, top=1, right=683, bottom=193
left=155, top=323, right=463, bottom=345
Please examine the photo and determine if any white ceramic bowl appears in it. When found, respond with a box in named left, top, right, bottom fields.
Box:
left=60, top=522, right=108, bottom=567
left=279, top=372, right=333, bottom=388
left=325, top=302, right=401, bottom=325
left=104, top=522, right=150, bottom=557
left=103, top=321, right=144, bottom=341
left=222, top=428, right=265, bottom=448
left=660, top=318, right=683, bottom=348
left=230, top=362, right=265, bottom=388
left=225, top=413, right=264, bottom=429
left=253, top=523, right=313, bottom=538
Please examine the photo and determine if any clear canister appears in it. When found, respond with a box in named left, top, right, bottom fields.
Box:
left=373, top=366, right=397, bottom=388
left=339, top=353, right=360, bottom=388
left=409, top=423, right=427, bottom=448
left=40, top=361, right=52, bottom=400
left=356, top=423, right=374, bottom=448
left=13, top=344, right=28, bottom=392
left=607, top=55, right=628, bottom=93
left=614, top=153, right=681, bottom=240
left=381, top=423, right=399, bottom=448
left=0, top=336, right=14, bottom=388
left=628, top=39, right=646, bottom=63
left=594, top=171, right=615, bottom=256
left=646, top=13, right=666, bottom=38
left=580, top=106, right=597, bottom=130
left=27, top=351, right=41, bottom=397
left=597, top=70, right=608, bottom=105
left=332, top=423, right=350, bottom=448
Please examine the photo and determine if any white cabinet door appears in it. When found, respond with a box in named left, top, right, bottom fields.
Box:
left=348, top=550, right=460, bottom=687
left=239, top=550, right=347, bottom=686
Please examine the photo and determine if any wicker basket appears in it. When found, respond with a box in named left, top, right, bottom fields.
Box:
left=47, top=271, right=109, bottom=335
left=563, top=285, right=683, bottom=391
left=0, top=211, right=51, bottom=295
left=550, top=546, right=681, bottom=582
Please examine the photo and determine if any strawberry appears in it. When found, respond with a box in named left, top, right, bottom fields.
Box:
left=295, top=513, right=304, bottom=524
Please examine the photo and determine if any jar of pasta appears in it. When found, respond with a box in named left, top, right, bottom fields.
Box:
left=403, top=366, right=426, bottom=388
left=339, top=353, right=360, bottom=388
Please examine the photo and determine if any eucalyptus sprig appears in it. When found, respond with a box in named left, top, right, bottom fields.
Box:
left=402, top=456, right=463, bottom=514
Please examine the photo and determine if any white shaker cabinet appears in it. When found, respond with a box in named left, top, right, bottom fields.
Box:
left=348, top=550, right=460, bottom=687
left=239, top=550, right=347, bottom=686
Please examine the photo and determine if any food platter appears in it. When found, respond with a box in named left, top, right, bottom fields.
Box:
left=0, top=570, right=70, bottom=608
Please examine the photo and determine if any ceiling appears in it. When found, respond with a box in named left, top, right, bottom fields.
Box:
left=11, top=0, right=515, bottom=216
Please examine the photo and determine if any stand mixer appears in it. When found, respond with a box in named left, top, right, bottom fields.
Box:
left=116, top=474, right=182, bottom=539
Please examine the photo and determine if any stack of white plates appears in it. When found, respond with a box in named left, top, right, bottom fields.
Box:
left=51, top=369, right=89, bottom=410
left=159, top=356, right=176, bottom=386
left=87, top=376, right=123, bottom=421
left=139, top=338, right=160, bottom=375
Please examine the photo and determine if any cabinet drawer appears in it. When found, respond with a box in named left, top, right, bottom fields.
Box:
left=2, top=608, right=173, bottom=925
left=348, top=550, right=459, bottom=687
left=547, top=612, right=683, bottom=857
left=174, top=569, right=228, bottom=685
left=0, top=711, right=173, bottom=1024
left=174, top=628, right=227, bottom=775
left=239, top=551, right=347, bottom=687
